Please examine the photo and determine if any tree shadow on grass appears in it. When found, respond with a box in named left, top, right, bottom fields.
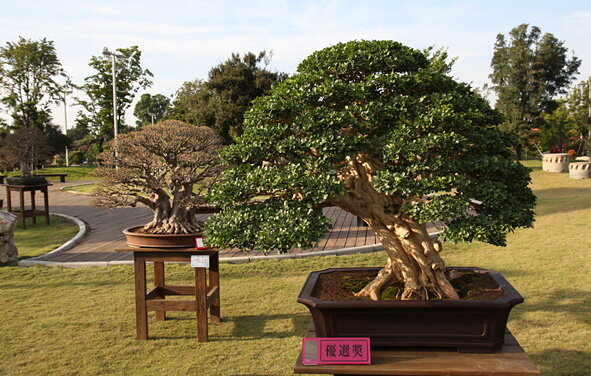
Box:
left=0, top=279, right=127, bottom=290
left=531, top=187, right=591, bottom=217
left=534, top=187, right=591, bottom=199
left=529, top=348, right=591, bottom=376
left=227, top=313, right=310, bottom=339
left=148, top=313, right=310, bottom=341
left=510, top=289, right=591, bottom=326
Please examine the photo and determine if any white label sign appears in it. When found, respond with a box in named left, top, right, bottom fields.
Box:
left=191, top=255, right=210, bottom=268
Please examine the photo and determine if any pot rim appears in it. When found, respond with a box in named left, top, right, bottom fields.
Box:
left=297, top=267, right=524, bottom=308
left=123, top=225, right=202, bottom=237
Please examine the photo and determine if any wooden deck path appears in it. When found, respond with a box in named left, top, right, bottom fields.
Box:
left=1, top=181, right=439, bottom=264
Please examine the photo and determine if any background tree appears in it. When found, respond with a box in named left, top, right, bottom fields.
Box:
left=0, top=37, right=68, bottom=151
left=75, top=46, right=152, bottom=154
left=92, top=120, right=223, bottom=234
left=540, top=103, right=577, bottom=152
left=489, top=24, right=580, bottom=159
left=167, top=79, right=205, bottom=125
left=567, top=78, right=591, bottom=155
left=0, top=127, right=52, bottom=176
left=170, top=51, right=287, bottom=143
left=205, top=40, right=536, bottom=301
left=133, top=93, right=170, bottom=127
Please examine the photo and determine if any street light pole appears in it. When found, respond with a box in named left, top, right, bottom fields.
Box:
left=588, top=77, right=591, bottom=139
left=111, top=53, right=117, bottom=149
left=63, top=90, right=69, bottom=166
left=102, top=47, right=125, bottom=159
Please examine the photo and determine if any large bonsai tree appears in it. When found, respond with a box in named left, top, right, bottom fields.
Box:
left=205, top=41, right=536, bottom=300
left=0, top=127, right=52, bottom=176
left=93, top=120, right=223, bottom=234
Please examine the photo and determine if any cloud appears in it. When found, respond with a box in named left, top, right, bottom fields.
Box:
left=566, top=10, right=591, bottom=19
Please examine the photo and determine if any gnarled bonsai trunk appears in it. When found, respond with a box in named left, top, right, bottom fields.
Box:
left=20, top=160, right=32, bottom=178
left=330, top=154, right=459, bottom=301
left=353, top=218, right=458, bottom=300
left=142, top=191, right=203, bottom=234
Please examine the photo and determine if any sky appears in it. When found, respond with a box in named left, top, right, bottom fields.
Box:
left=0, top=0, right=590, bottom=131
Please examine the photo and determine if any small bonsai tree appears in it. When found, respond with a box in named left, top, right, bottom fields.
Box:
left=0, top=127, right=52, bottom=176
left=205, top=41, right=536, bottom=300
left=92, top=120, right=223, bottom=234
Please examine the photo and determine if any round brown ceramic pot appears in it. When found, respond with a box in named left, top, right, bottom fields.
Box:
left=123, top=226, right=200, bottom=248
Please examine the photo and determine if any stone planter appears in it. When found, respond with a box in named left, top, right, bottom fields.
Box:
left=123, top=226, right=201, bottom=248
left=569, top=162, right=591, bottom=179
left=575, top=156, right=591, bottom=162
left=297, top=267, right=523, bottom=353
left=542, top=153, right=570, bottom=173
left=0, top=211, right=18, bottom=264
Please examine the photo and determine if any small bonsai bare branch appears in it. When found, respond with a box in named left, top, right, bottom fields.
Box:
left=92, top=120, right=223, bottom=234
left=0, top=127, right=52, bottom=176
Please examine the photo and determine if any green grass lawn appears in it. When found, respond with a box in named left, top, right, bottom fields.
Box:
left=5, top=166, right=101, bottom=181
left=62, top=183, right=99, bottom=195
left=13, top=215, right=80, bottom=259
left=0, top=160, right=590, bottom=375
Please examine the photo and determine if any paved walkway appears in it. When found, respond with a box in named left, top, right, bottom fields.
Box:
left=2, top=180, right=394, bottom=265
left=3, top=180, right=443, bottom=265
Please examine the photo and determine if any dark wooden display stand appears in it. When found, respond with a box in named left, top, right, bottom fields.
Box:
left=294, top=323, right=540, bottom=376
left=116, top=247, right=221, bottom=342
left=4, top=183, right=51, bottom=229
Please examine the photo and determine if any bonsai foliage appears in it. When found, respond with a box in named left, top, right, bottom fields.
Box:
left=92, top=120, right=222, bottom=234
left=205, top=40, right=536, bottom=300
left=0, top=127, right=52, bottom=176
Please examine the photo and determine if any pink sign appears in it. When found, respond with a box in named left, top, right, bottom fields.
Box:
left=302, top=337, right=371, bottom=365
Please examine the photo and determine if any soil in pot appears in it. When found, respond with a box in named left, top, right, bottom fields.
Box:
left=313, top=270, right=505, bottom=301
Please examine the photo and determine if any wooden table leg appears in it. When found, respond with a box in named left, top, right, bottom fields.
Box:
left=43, top=187, right=50, bottom=225
left=134, top=254, right=148, bottom=340
left=30, top=190, right=36, bottom=224
left=209, top=252, right=221, bottom=323
left=6, top=187, right=12, bottom=212
left=154, top=261, right=166, bottom=321
left=19, top=189, right=25, bottom=229
left=195, top=267, right=208, bottom=342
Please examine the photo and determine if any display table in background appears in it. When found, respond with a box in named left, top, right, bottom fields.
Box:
left=4, top=183, right=51, bottom=229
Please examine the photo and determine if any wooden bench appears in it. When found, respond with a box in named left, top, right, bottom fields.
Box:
left=294, top=323, right=540, bottom=376
left=33, top=173, right=67, bottom=182
left=116, top=247, right=221, bottom=342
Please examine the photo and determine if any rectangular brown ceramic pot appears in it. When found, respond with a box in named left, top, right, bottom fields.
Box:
left=297, top=267, right=523, bottom=353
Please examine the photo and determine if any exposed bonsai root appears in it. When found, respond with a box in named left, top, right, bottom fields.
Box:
left=142, top=217, right=204, bottom=234
left=355, top=259, right=397, bottom=300
left=352, top=220, right=460, bottom=301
